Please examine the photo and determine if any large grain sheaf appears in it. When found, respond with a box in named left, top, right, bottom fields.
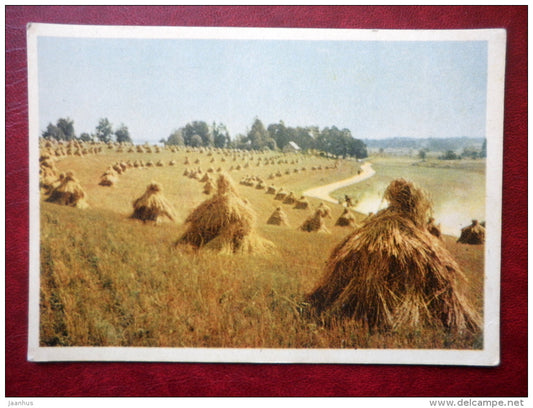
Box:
left=308, top=178, right=481, bottom=333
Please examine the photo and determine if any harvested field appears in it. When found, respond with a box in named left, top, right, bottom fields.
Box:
left=38, top=145, right=485, bottom=350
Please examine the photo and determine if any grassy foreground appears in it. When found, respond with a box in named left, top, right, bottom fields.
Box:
left=39, top=148, right=484, bottom=350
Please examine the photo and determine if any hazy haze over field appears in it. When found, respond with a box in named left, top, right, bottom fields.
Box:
left=38, top=36, right=488, bottom=143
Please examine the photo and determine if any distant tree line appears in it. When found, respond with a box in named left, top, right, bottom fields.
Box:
left=163, top=121, right=231, bottom=149
left=41, top=117, right=132, bottom=144
left=437, top=143, right=486, bottom=160
left=365, top=136, right=486, bottom=153
left=418, top=139, right=486, bottom=160
left=162, top=118, right=368, bottom=159
left=42, top=116, right=368, bottom=159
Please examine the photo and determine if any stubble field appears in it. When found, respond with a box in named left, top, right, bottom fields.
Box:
left=39, top=146, right=485, bottom=350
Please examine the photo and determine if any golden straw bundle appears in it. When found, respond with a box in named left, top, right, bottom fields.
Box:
left=177, top=173, right=274, bottom=254
left=131, top=182, right=176, bottom=223
left=457, top=220, right=485, bottom=244
left=46, top=171, right=88, bottom=209
left=307, top=178, right=481, bottom=334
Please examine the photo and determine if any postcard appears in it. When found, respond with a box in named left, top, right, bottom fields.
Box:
left=27, top=23, right=506, bottom=365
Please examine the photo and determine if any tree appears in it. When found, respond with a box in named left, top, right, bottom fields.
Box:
left=418, top=149, right=427, bottom=160
left=96, top=118, right=113, bottom=143
left=189, top=134, right=203, bottom=147
left=79, top=132, right=92, bottom=142
left=265, top=137, right=277, bottom=151
left=292, top=126, right=317, bottom=151
left=440, top=150, right=459, bottom=160
left=183, top=121, right=211, bottom=146
left=41, top=118, right=76, bottom=140
left=315, top=127, right=331, bottom=153
left=309, top=126, right=367, bottom=158
left=165, top=129, right=185, bottom=146
left=212, top=122, right=230, bottom=148
left=232, top=134, right=247, bottom=149
left=246, top=118, right=270, bottom=150
left=115, top=124, right=132, bottom=144
left=267, top=121, right=290, bottom=150
left=480, top=139, right=487, bottom=158
left=461, top=146, right=479, bottom=159
left=42, top=122, right=64, bottom=140
left=347, top=137, right=368, bottom=159
left=318, top=126, right=346, bottom=157
left=56, top=117, right=76, bottom=140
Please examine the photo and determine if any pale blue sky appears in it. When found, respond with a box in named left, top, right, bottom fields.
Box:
left=38, top=37, right=487, bottom=144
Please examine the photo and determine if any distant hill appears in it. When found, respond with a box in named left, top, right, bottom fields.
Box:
left=363, top=137, right=485, bottom=152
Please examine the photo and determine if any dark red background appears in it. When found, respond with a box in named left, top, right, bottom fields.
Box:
left=5, top=6, right=527, bottom=397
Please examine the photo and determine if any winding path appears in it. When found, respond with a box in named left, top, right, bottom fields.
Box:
left=302, top=162, right=376, bottom=204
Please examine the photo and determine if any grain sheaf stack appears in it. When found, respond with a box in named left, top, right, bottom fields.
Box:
left=335, top=208, right=357, bottom=227
left=267, top=207, right=290, bottom=226
left=131, top=182, right=176, bottom=223
left=426, top=217, right=442, bottom=238
left=46, top=171, right=89, bottom=209
left=99, top=168, right=118, bottom=186
left=299, top=203, right=331, bottom=233
left=39, top=154, right=59, bottom=193
left=307, top=178, right=481, bottom=334
left=177, top=173, right=274, bottom=254
left=203, top=179, right=216, bottom=195
left=294, top=196, right=310, bottom=210
left=457, top=220, right=485, bottom=244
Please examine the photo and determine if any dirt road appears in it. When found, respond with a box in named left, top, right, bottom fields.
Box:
left=302, top=162, right=376, bottom=204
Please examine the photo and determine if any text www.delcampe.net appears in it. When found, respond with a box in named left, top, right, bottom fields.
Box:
left=429, top=400, right=525, bottom=407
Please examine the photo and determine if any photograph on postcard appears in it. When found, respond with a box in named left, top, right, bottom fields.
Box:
left=27, top=24, right=505, bottom=364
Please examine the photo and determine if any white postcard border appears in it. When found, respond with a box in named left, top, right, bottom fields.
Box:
left=27, top=23, right=506, bottom=365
